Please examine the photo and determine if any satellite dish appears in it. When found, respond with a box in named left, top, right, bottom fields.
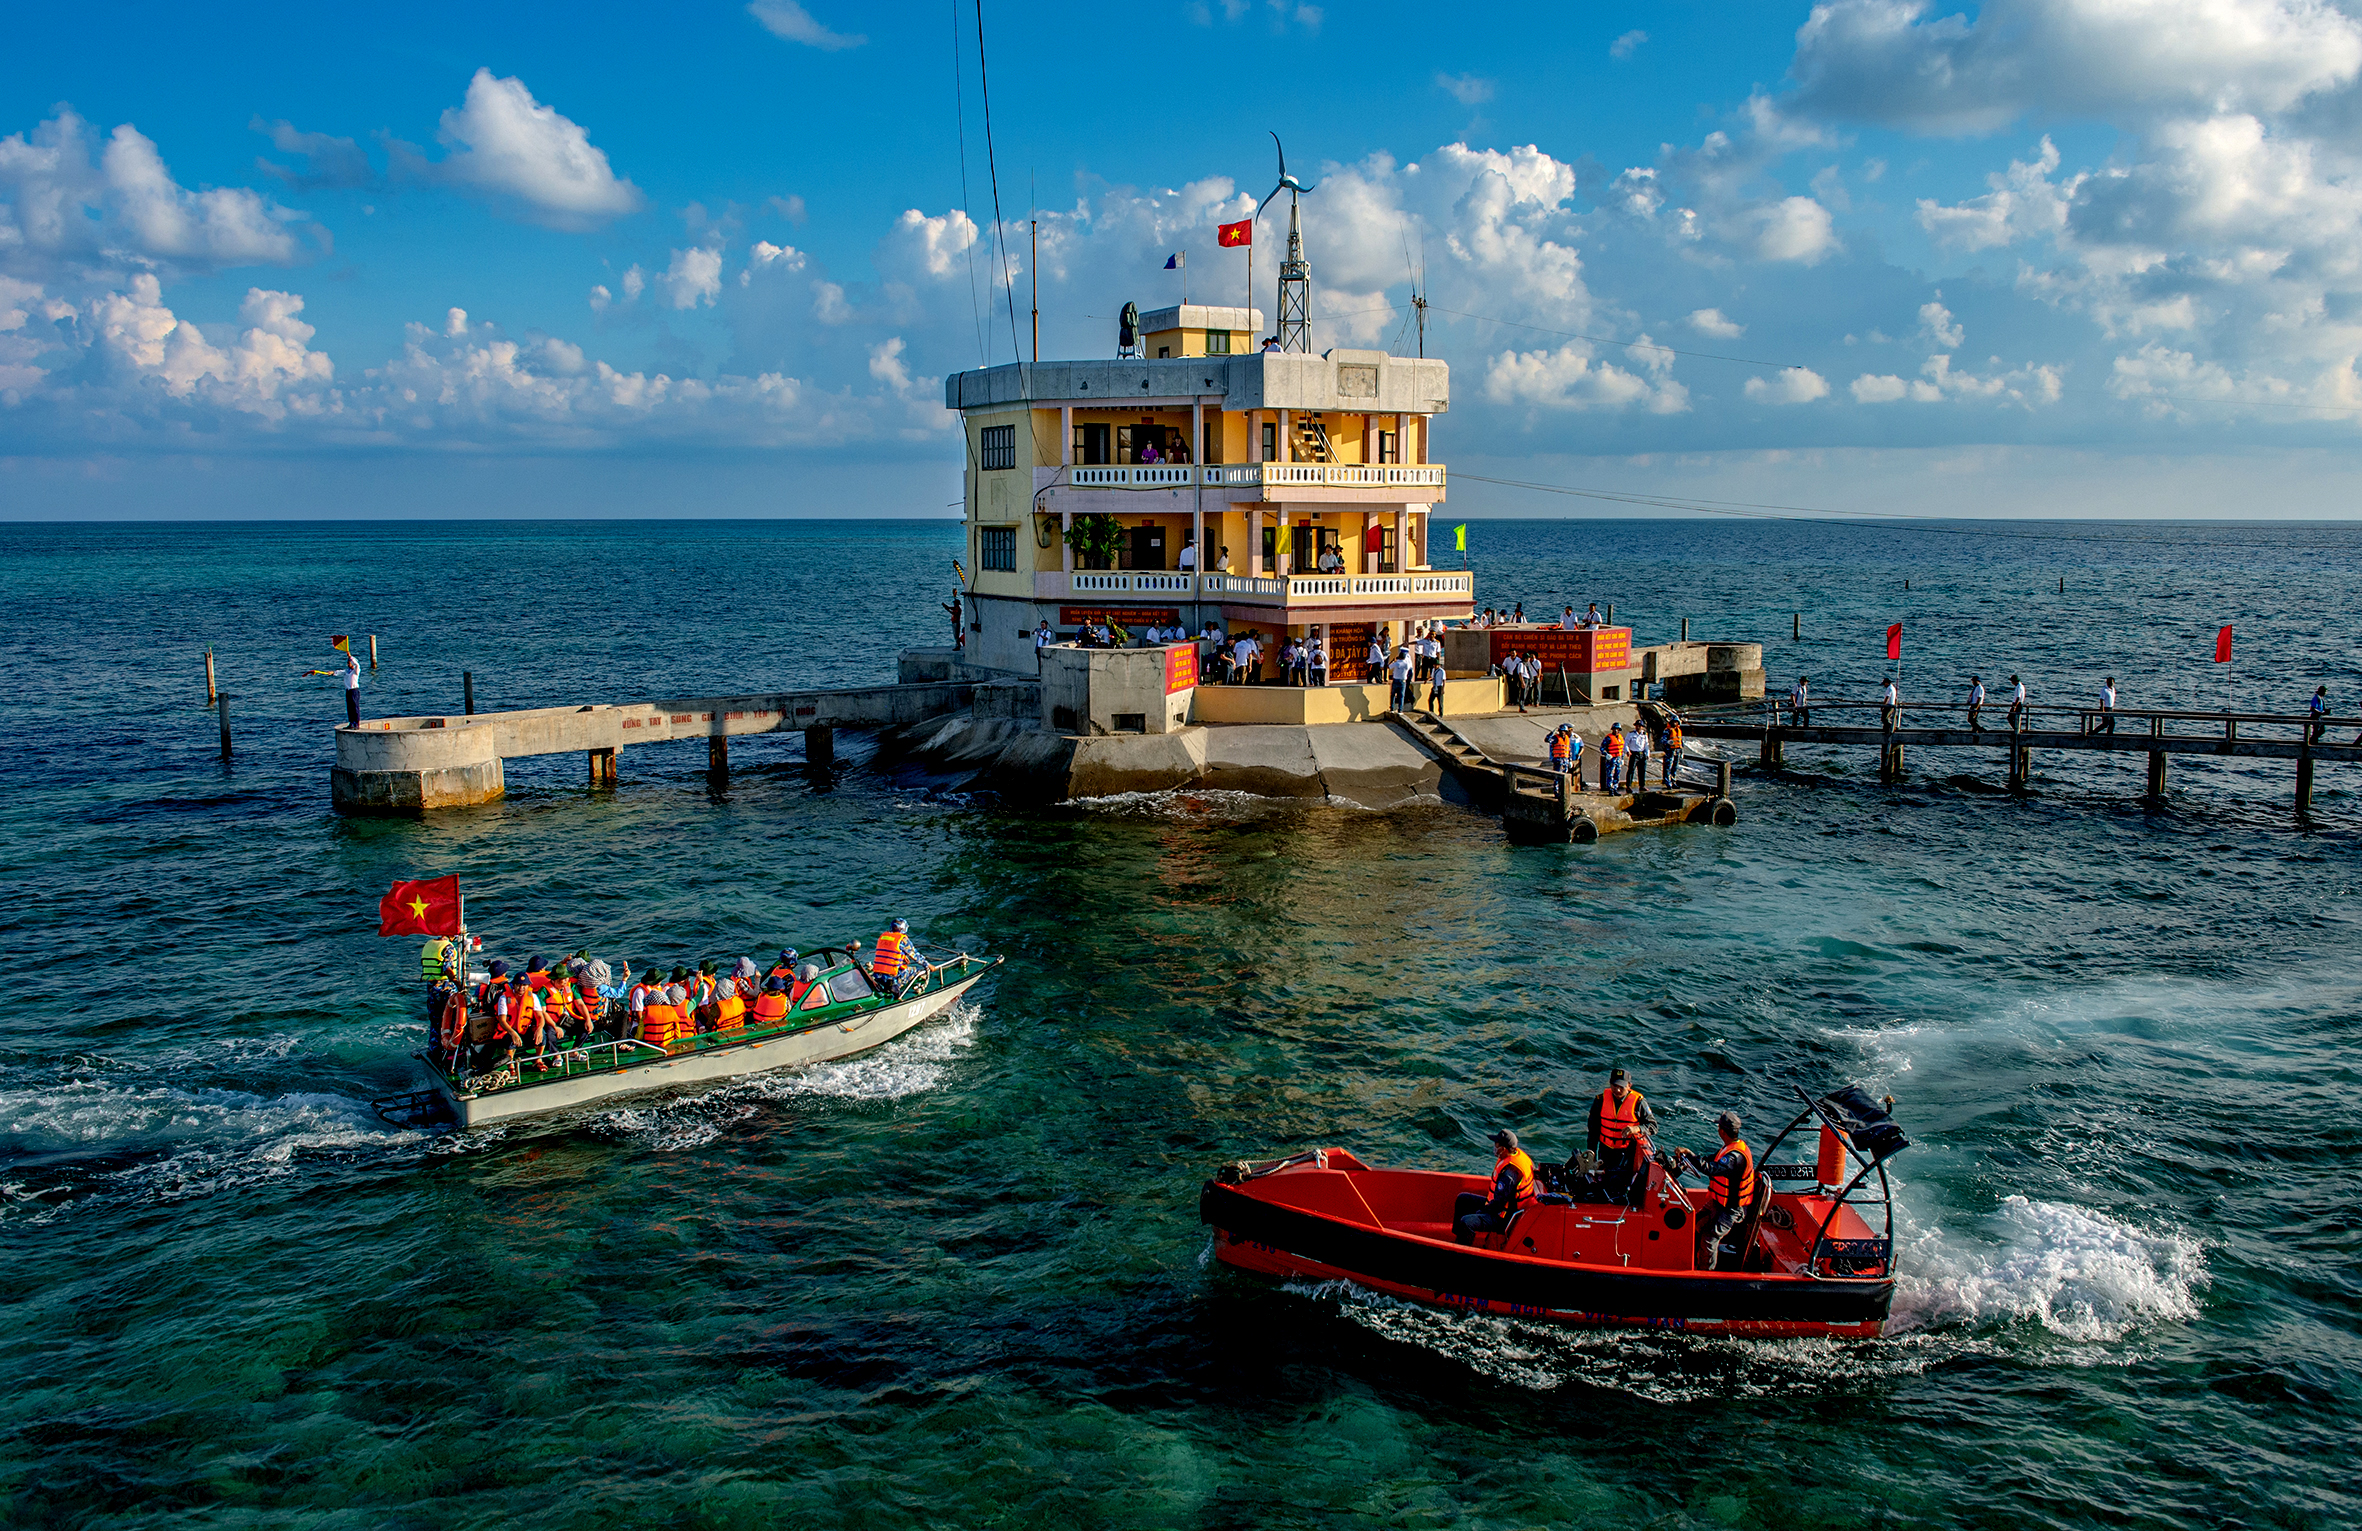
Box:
left=1119, top=301, right=1139, bottom=351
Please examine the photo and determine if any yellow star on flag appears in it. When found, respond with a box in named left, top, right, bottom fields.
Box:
left=409, top=896, right=430, bottom=918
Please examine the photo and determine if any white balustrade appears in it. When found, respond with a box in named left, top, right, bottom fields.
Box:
left=1058, top=463, right=1447, bottom=491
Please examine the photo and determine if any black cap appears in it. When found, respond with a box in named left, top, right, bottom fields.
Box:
left=1609, top=1067, right=1629, bottom=1084
left=1491, top=1129, right=1519, bottom=1150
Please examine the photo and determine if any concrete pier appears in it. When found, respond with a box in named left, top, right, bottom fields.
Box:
left=333, top=681, right=975, bottom=815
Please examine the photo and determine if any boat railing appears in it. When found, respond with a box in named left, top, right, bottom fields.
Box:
left=454, top=953, right=998, bottom=1094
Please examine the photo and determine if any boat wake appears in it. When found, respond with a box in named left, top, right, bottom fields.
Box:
left=1272, top=1190, right=2204, bottom=1399
left=588, top=1000, right=982, bottom=1150
left=0, top=1049, right=420, bottom=1222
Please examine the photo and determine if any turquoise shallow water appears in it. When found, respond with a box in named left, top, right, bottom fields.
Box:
left=1, top=517, right=2358, bottom=1529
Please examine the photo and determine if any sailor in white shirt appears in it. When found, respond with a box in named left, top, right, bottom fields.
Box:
left=1386, top=648, right=1416, bottom=711
left=2009, top=674, right=2027, bottom=730
left=1881, top=676, right=1899, bottom=730
left=1560, top=605, right=1581, bottom=630
left=2098, top=677, right=2117, bottom=734
left=1967, top=674, right=1986, bottom=731
left=1177, top=539, right=1198, bottom=572
left=1034, top=620, right=1054, bottom=657
left=1582, top=602, right=1604, bottom=628
left=1790, top=675, right=1809, bottom=726
left=1308, top=640, right=1328, bottom=687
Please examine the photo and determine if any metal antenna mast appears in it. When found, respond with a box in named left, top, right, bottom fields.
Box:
left=1257, top=132, right=1316, bottom=352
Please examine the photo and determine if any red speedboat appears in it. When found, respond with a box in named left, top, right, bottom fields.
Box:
left=1200, top=1086, right=1908, bottom=1339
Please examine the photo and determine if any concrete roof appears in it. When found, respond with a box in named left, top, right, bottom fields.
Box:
left=945, top=349, right=1450, bottom=415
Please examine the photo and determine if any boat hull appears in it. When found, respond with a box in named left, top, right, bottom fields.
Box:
left=1201, top=1179, right=1893, bottom=1339
left=433, top=968, right=989, bottom=1128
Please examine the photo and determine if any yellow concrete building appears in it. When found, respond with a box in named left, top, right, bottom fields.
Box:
left=945, top=303, right=1472, bottom=676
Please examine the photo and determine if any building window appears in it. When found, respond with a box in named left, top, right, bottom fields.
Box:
left=979, top=525, right=1017, bottom=572
left=1156, top=345, right=1171, bottom=358
left=1260, top=422, right=1277, bottom=462
left=1074, top=422, right=1111, bottom=465
left=1204, top=329, right=1231, bottom=355
left=979, top=424, right=1016, bottom=471
left=1376, top=429, right=1399, bottom=464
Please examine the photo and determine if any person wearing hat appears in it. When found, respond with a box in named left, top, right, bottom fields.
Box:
left=767, top=949, right=799, bottom=982
left=1453, top=1129, right=1541, bottom=1245
left=1585, top=1067, right=1658, bottom=1206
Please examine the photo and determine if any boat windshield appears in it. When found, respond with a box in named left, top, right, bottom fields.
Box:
left=823, top=966, right=875, bottom=1004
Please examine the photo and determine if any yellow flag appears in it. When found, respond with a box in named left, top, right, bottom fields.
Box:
left=1453, top=524, right=1467, bottom=551
left=330, top=635, right=352, bottom=653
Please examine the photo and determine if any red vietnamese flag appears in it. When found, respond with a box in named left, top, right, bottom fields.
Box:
left=1885, top=623, right=1903, bottom=661
left=378, top=875, right=463, bottom=937
left=1218, top=218, right=1252, bottom=248
left=2214, top=625, right=2233, bottom=663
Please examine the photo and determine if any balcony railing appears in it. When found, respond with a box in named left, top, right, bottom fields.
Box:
left=1033, top=570, right=1473, bottom=604
left=1046, top=463, right=1446, bottom=491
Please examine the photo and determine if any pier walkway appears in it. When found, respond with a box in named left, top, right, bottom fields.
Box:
left=332, top=682, right=973, bottom=815
left=1400, top=707, right=1735, bottom=843
left=1680, top=701, right=2362, bottom=810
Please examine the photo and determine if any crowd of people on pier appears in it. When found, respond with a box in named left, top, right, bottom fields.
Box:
left=416, top=920, right=930, bottom=1081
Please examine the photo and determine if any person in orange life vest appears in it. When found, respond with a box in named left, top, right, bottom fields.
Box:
left=712, top=977, right=748, bottom=1034
left=730, top=956, right=762, bottom=1005
left=1547, top=726, right=1572, bottom=774
left=751, top=976, right=792, bottom=1026
left=639, top=984, right=686, bottom=1049
left=523, top=955, right=552, bottom=992
left=1454, top=1129, right=1541, bottom=1245
left=1601, top=723, right=1626, bottom=791
left=1584, top=1067, right=1659, bottom=1206
left=767, top=949, right=798, bottom=983
left=871, top=918, right=915, bottom=991
left=625, top=965, right=659, bottom=1044
left=514, top=982, right=564, bottom=1067
left=1676, top=1112, right=1758, bottom=1270
left=467, top=962, right=524, bottom=1072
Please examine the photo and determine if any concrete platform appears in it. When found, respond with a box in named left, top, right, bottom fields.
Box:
left=892, top=717, right=1440, bottom=808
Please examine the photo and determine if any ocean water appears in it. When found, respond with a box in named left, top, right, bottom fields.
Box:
left=1, top=517, right=2357, bottom=1530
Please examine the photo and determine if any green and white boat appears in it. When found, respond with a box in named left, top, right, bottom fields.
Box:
left=381, top=950, right=1001, bottom=1130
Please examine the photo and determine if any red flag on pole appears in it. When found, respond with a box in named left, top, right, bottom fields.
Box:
left=1217, top=218, right=1252, bottom=248
left=378, top=875, right=463, bottom=937
left=2214, top=625, right=2233, bottom=663
left=1885, top=623, right=1903, bottom=661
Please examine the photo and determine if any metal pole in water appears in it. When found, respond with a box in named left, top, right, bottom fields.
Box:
left=204, top=649, right=216, bottom=704
left=463, top=672, right=474, bottom=716
left=217, top=692, right=232, bottom=759
left=369, top=634, right=379, bottom=671
left=1793, top=612, right=1800, bottom=641
left=1680, top=617, right=1689, bottom=643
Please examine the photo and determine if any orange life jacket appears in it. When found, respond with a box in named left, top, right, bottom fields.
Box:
left=752, top=991, right=789, bottom=1024
left=1549, top=732, right=1571, bottom=761
left=714, top=992, right=746, bottom=1033
left=640, top=1001, right=682, bottom=1048
left=1501, top=1149, right=1539, bottom=1213
left=1666, top=723, right=1684, bottom=749
left=873, top=931, right=909, bottom=978
left=1604, top=731, right=1624, bottom=757
left=766, top=963, right=792, bottom=981
left=1706, top=1138, right=1756, bottom=1213
left=1597, top=1087, right=1645, bottom=1151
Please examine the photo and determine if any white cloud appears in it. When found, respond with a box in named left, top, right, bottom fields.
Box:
left=747, top=1, right=866, bottom=50
left=868, top=336, right=912, bottom=391
left=1789, top=0, right=2362, bottom=136
left=434, top=69, right=643, bottom=228
left=1611, top=30, right=1647, bottom=60
left=1852, top=352, right=2063, bottom=406
left=83, top=274, right=332, bottom=415
left=0, top=110, right=310, bottom=278
left=621, top=266, right=646, bottom=302
left=1917, top=137, right=2076, bottom=250
left=740, top=241, right=807, bottom=286
left=1852, top=373, right=1911, bottom=402
left=1919, top=298, right=1963, bottom=349
left=1484, top=342, right=1689, bottom=413
left=444, top=307, right=468, bottom=337
left=1436, top=73, right=1496, bottom=106
left=1749, top=196, right=1840, bottom=263
left=588, top=284, right=612, bottom=312
left=1687, top=307, right=1745, bottom=338
left=659, top=246, right=723, bottom=309
left=1745, top=366, right=1830, bottom=403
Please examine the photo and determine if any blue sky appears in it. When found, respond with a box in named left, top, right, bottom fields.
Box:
left=6, top=0, right=2362, bottom=517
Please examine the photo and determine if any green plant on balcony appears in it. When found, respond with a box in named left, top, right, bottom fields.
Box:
left=1064, top=512, right=1125, bottom=570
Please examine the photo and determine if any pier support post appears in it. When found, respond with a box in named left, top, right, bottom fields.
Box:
left=708, top=735, right=729, bottom=781
left=1716, top=760, right=1733, bottom=799
left=2145, top=751, right=2166, bottom=803
left=204, top=649, right=216, bottom=704
left=806, top=724, right=835, bottom=767
left=369, top=634, right=379, bottom=671
left=217, top=691, right=232, bottom=759
left=2296, top=751, right=2314, bottom=816
left=2007, top=743, right=2030, bottom=791
left=1681, top=617, right=1689, bottom=642
left=1792, top=612, right=1800, bottom=641
left=588, top=748, right=617, bottom=786
left=1556, top=769, right=1573, bottom=823
left=463, top=671, right=474, bottom=716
